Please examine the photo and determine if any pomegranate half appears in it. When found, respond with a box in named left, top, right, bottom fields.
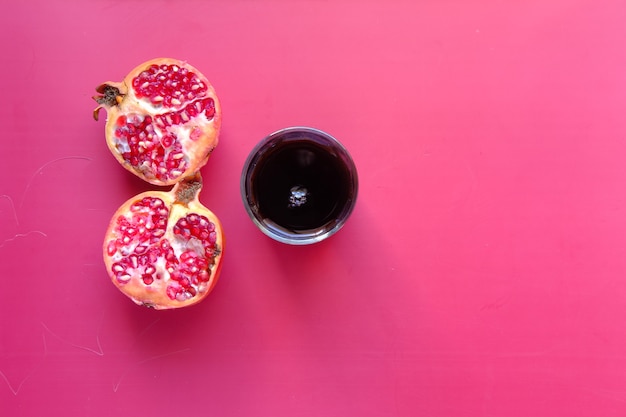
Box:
left=93, top=58, right=221, bottom=186
left=103, top=174, right=224, bottom=309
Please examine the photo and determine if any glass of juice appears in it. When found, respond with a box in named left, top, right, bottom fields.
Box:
left=241, top=127, right=358, bottom=245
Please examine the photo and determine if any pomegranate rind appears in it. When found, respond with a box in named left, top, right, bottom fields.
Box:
left=95, top=58, right=222, bottom=186
left=102, top=189, right=224, bottom=309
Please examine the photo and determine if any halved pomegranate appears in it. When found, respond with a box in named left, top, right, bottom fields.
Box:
left=103, top=174, right=224, bottom=309
left=93, top=58, right=221, bottom=186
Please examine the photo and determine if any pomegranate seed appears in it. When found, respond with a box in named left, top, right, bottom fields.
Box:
left=166, top=158, right=178, bottom=169
left=107, top=241, right=117, bottom=256
left=166, top=285, right=178, bottom=300
left=161, top=135, right=174, bottom=148
left=198, top=270, right=211, bottom=282
left=148, top=248, right=159, bottom=263
left=197, top=258, right=209, bottom=269
left=138, top=255, right=149, bottom=266
left=185, top=102, right=198, bottom=117
left=117, top=274, right=131, bottom=283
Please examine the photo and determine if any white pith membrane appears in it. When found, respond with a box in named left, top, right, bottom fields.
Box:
left=106, top=195, right=218, bottom=305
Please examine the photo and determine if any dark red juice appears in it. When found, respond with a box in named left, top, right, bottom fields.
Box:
left=251, top=140, right=353, bottom=232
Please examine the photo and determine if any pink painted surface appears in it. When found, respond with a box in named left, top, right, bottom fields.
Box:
left=2, top=1, right=626, bottom=415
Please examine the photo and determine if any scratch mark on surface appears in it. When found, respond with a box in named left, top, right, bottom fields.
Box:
left=42, top=332, right=48, bottom=356
left=41, top=320, right=104, bottom=356
left=19, top=156, right=92, bottom=208
left=0, top=230, right=48, bottom=249
left=136, top=318, right=162, bottom=340
left=112, top=348, right=191, bottom=392
left=121, top=318, right=163, bottom=354
left=0, top=369, right=32, bottom=396
left=0, top=333, right=47, bottom=395
left=0, top=194, right=19, bottom=226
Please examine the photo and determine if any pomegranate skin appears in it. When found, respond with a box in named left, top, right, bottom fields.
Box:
left=93, top=58, right=222, bottom=186
left=102, top=176, right=224, bottom=309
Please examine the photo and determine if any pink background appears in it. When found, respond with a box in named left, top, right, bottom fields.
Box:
left=2, top=1, right=626, bottom=415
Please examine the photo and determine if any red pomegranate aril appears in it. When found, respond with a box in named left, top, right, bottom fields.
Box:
left=161, top=134, right=174, bottom=147
left=103, top=174, right=224, bottom=309
left=142, top=274, right=154, bottom=285
left=93, top=58, right=221, bottom=186
left=165, top=286, right=177, bottom=300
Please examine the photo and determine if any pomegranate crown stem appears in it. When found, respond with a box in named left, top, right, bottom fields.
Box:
left=92, top=84, right=124, bottom=121
left=174, top=173, right=203, bottom=204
